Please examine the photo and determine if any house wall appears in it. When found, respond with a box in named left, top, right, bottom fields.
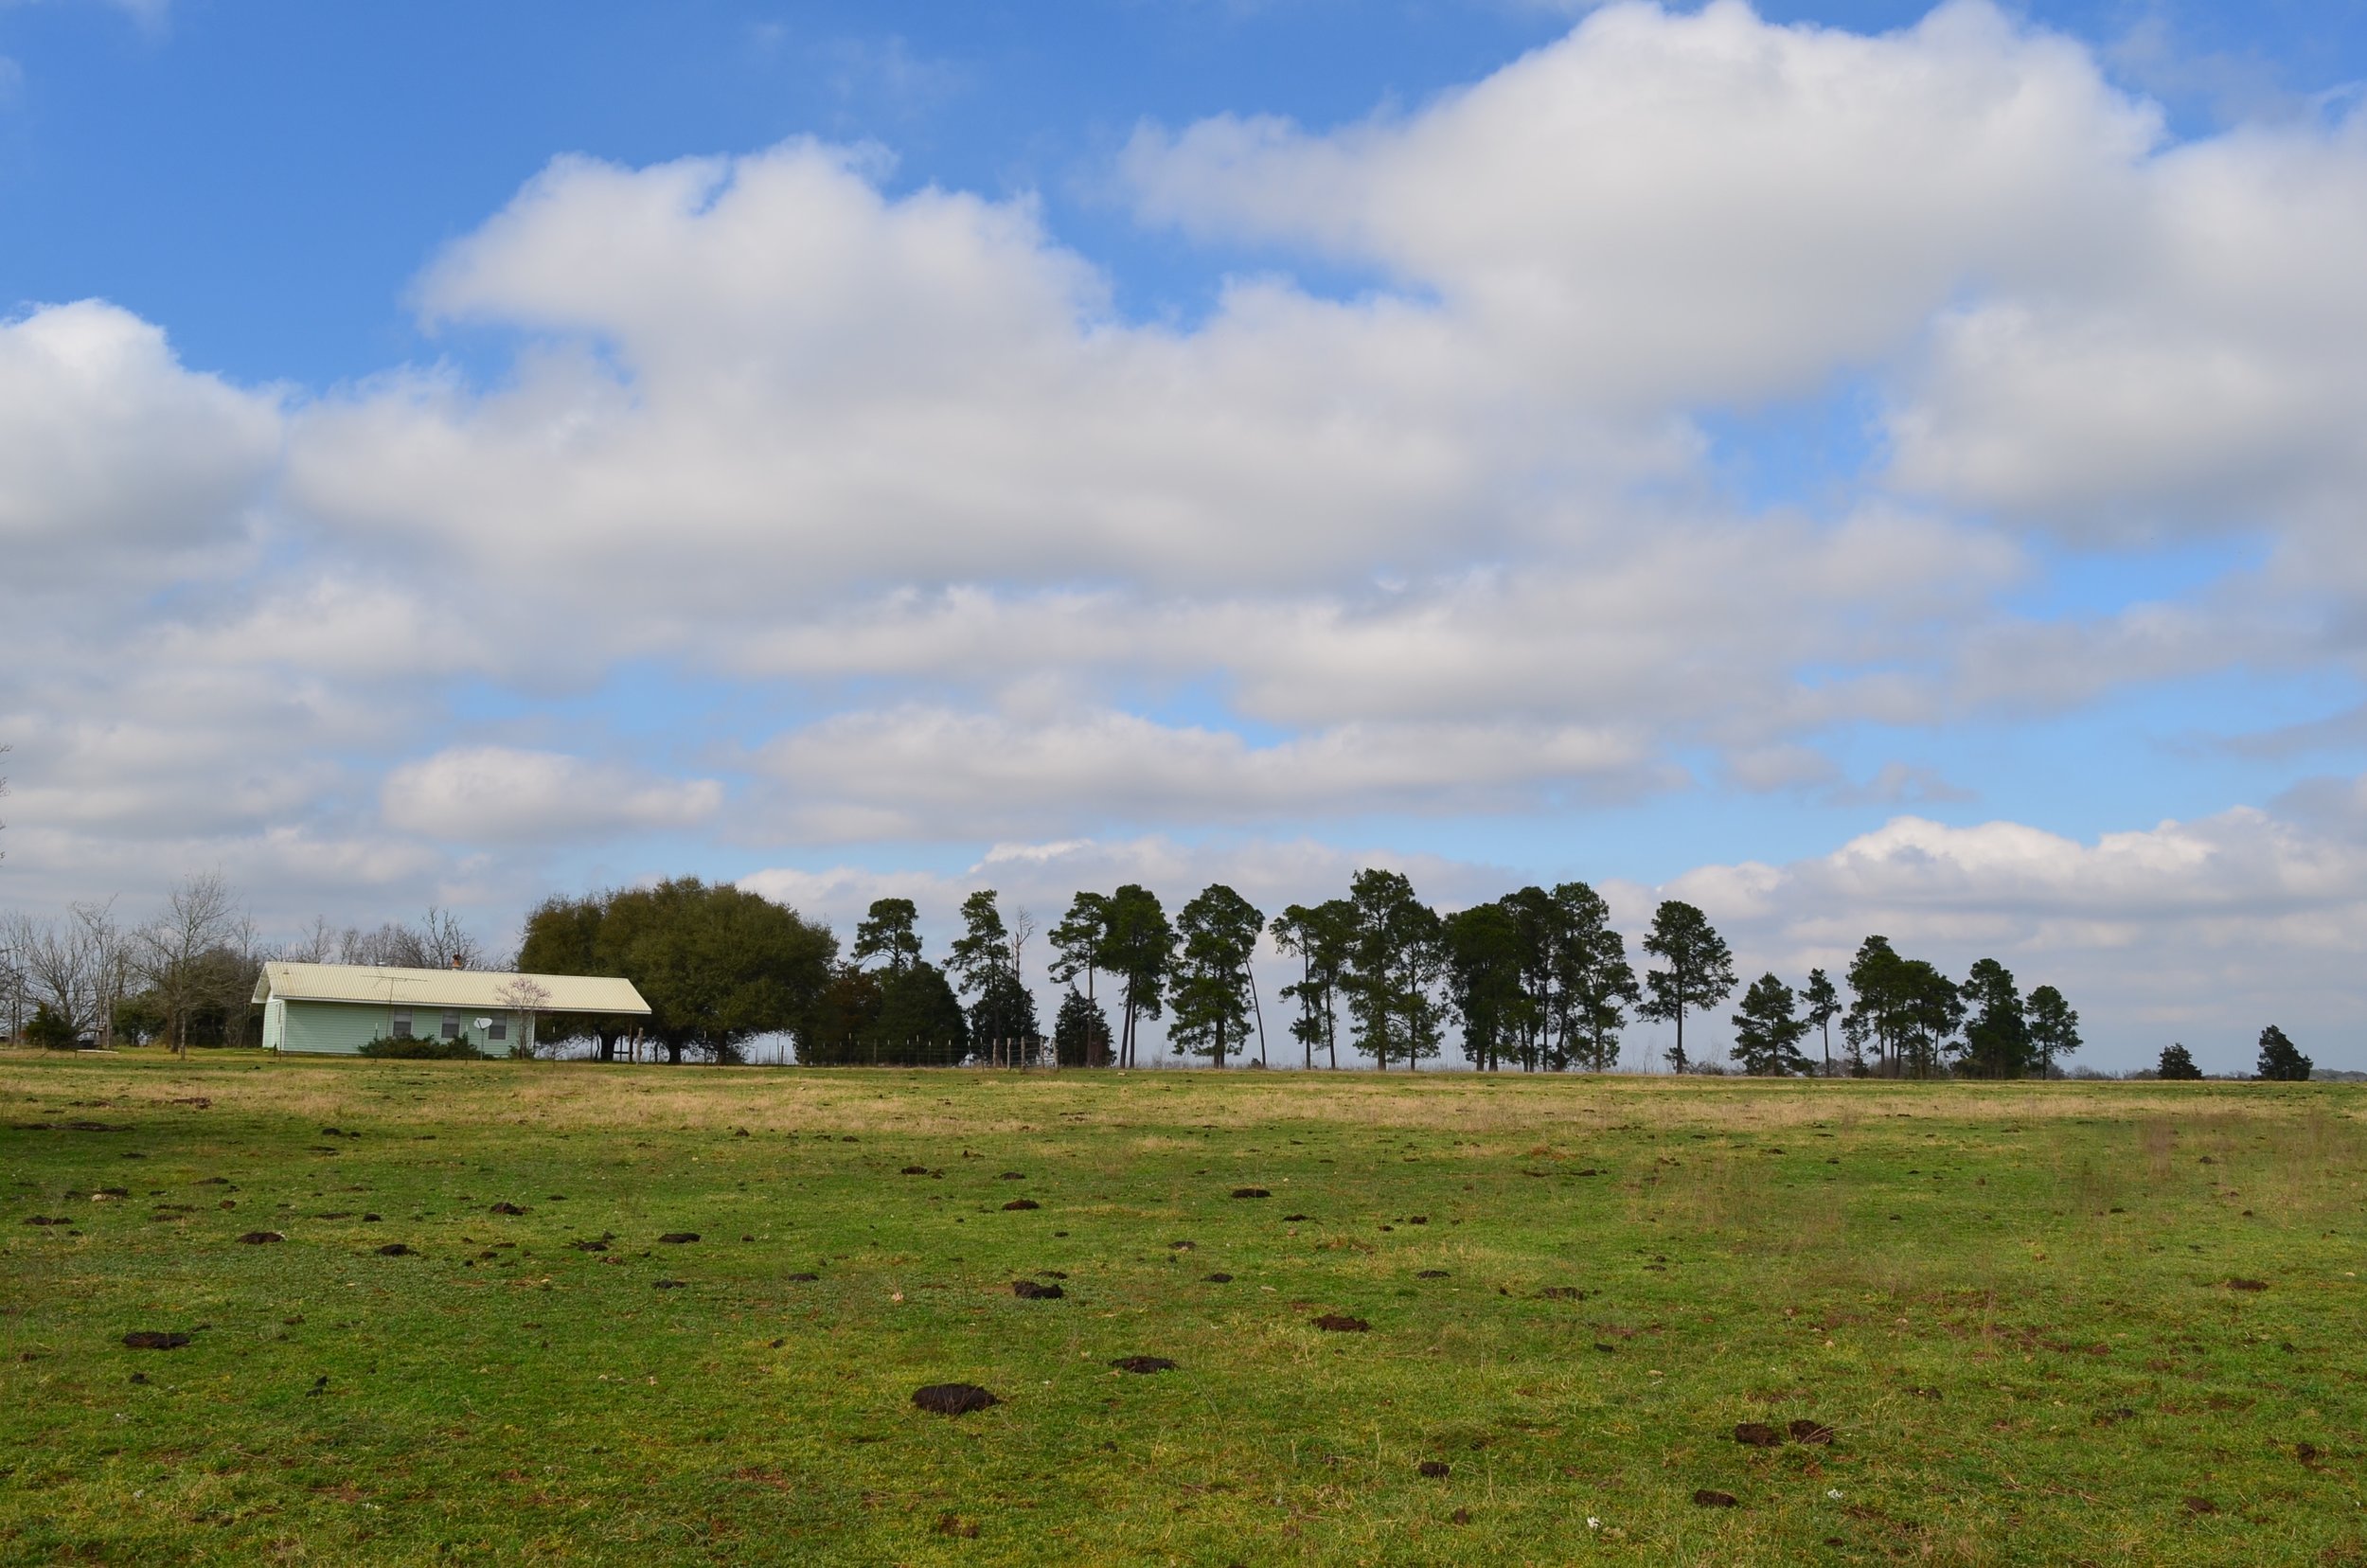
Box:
left=276, top=999, right=523, bottom=1056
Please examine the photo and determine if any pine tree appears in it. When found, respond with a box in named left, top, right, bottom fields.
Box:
left=1169, top=883, right=1265, bottom=1068
left=1729, top=972, right=1811, bottom=1076
left=1638, top=900, right=1736, bottom=1073
left=2156, top=1042, right=2203, bottom=1080
left=1802, top=968, right=1840, bottom=1077
left=2256, top=1025, right=2311, bottom=1081
left=1053, top=989, right=1112, bottom=1068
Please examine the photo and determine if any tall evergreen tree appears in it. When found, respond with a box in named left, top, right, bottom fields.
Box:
left=1802, top=968, right=1840, bottom=1078
left=1169, top=883, right=1265, bottom=1068
left=1548, top=882, right=1638, bottom=1072
left=2025, top=985, right=2081, bottom=1076
left=1053, top=988, right=1112, bottom=1068
left=1443, top=902, right=1527, bottom=1072
left=1729, top=972, right=1811, bottom=1076
left=2256, top=1025, right=2311, bottom=1081
left=1271, top=899, right=1355, bottom=1069
left=1958, top=958, right=2030, bottom=1078
left=1047, top=892, right=1112, bottom=1009
left=852, top=899, right=923, bottom=973
left=1638, top=900, right=1736, bottom=1073
left=1842, top=935, right=1904, bottom=1075
left=1104, top=884, right=1172, bottom=1067
left=2156, top=1042, right=2203, bottom=1080
left=1344, top=869, right=1446, bottom=1070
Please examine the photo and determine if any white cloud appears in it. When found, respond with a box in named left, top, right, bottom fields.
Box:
left=381, top=746, right=723, bottom=843
left=0, top=301, right=279, bottom=590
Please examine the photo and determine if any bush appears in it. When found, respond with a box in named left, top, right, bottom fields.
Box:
left=358, top=1035, right=485, bottom=1060
left=25, top=1004, right=80, bottom=1050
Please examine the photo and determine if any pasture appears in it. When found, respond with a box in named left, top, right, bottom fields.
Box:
left=2, top=1054, right=2359, bottom=1564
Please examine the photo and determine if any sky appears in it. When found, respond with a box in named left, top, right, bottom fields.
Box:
left=4, top=0, right=2366, bottom=1073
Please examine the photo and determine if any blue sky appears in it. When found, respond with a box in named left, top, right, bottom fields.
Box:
left=5, top=0, right=2367, bottom=1070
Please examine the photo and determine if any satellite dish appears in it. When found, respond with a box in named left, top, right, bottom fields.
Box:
left=474, top=1017, right=492, bottom=1029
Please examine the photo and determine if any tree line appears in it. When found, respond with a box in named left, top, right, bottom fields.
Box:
left=511, top=873, right=2100, bottom=1078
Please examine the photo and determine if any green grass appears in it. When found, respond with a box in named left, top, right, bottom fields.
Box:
left=2, top=1053, right=2361, bottom=1564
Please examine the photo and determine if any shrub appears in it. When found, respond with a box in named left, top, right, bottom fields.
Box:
left=358, top=1035, right=485, bottom=1060
left=25, top=1004, right=80, bottom=1050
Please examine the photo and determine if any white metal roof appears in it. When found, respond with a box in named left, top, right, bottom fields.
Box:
left=253, top=962, right=650, bottom=1015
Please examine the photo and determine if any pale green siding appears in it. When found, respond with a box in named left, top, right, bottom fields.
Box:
left=275, top=998, right=522, bottom=1056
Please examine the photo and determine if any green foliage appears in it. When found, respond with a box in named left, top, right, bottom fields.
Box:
left=24, top=1003, right=79, bottom=1049
left=1103, top=884, right=1173, bottom=1068
left=520, top=879, right=837, bottom=1064
left=1728, top=972, right=1811, bottom=1076
left=1169, top=883, right=1265, bottom=1067
left=1343, top=869, right=1445, bottom=1069
left=1442, top=901, right=1526, bottom=1072
left=1802, top=967, right=1841, bottom=1075
left=2157, top=1042, right=2203, bottom=1080
left=1638, top=900, right=1736, bottom=1072
left=967, top=967, right=1041, bottom=1064
left=1842, top=936, right=1964, bottom=1078
left=865, top=961, right=969, bottom=1064
left=852, top=899, right=922, bottom=974
left=1957, top=958, right=2029, bottom=1078
left=800, top=963, right=884, bottom=1065
left=1270, top=899, right=1355, bottom=1069
left=2026, top=985, right=2081, bottom=1073
left=1053, top=988, right=1112, bottom=1068
left=2256, top=1025, right=2311, bottom=1081
left=1543, top=882, right=1639, bottom=1073
left=358, top=1034, right=485, bottom=1060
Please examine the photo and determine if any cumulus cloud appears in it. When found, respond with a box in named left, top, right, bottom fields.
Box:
left=381, top=747, right=723, bottom=843
left=0, top=301, right=279, bottom=590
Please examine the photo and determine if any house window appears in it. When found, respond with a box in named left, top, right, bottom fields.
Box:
left=489, top=1018, right=508, bottom=1042
left=390, top=1010, right=413, bottom=1039
left=441, top=1010, right=460, bottom=1040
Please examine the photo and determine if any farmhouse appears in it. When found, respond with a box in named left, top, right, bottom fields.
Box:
left=253, top=962, right=650, bottom=1056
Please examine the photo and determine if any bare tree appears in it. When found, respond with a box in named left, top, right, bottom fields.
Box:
left=280, top=916, right=339, bottom=964
left=496, top=976, right=553, bottom=1059
left=2, top=907, right=106, bottom=1042
left=335, top=908, right=487, bottom=971
left=73, top=901, right=133, bottom=1049
left=136, top=872, right=245, bottom=1058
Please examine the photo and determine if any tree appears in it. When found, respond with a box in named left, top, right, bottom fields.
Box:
left=1842, top=936, right=1905, bottom=1075
left=1169, top=883, right=1265, bottom=1069
left=1053, top=988, right=1112, bottom=1067
left=1802, top=968, right=1840, bottom=1077
left=26, top=1003, right=77, bottom=1049
left=1548, top=882, right=1638, bottom=1073
left=1104, top=885, right=1172, bottom=1068
left=1638, top=900, right=1736, bottom=1073
left=867, top=962, right=969, bottom=1064
left=1891, top=959, right=1964, bottom=1078
left=947, top=890, right=1041, bottom=1064
left=852, top=899, right=923, bottom=974
left=494, top=976, right=553, bottom=1059
left=1271, top=900, right=1355, bottom=1069
left=2025, top=985, right=2081, bottom=1076
left=135, top=873, right=248, bottom=1059
left=1343, top=869, right=1446, bottom=1070
left=591, top=879, right=837, bottom=1063
left=1443, top=902, right=1527, bottom=1072
left=2157, top=1042, right=2203, bottom=1080
left=1729, top=972, right=1811, bottom=1076
left=1957, top=958, right=2029, bottom=1078
left=2256, top=1025, right=2311, bottom=1081
left=1047, top=893, right=1112, bottom=1009
left=517, top=894, right=638, bottom=1059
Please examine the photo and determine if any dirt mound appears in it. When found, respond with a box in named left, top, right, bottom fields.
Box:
left=1203, top=1273, right=1235, bottom=1283
left=999, top=1172, right=1025, bottom=1180
left=1734, top=1422, right=1782, bottom=1447
left=912, top=1382, right=999, bottom=1416
left=786, top=1272, right=820, bottom=1282
left=374, top=1243, right=417, bottom=1256
left=1169, top=1239, right=1196, bottom=1250
left=1416, top=1460, right=1450, bottom=1478
left=1231, top=1187, right=1271, bottom=1199
left=1538, top=1286, right=1583, bottom=1300
left=899, top=1166, right=930, bottom=1176
left=1110, top=1356, right=1176, bottom=1374
left=1002, top=1199, right=1041, bottom=1211
left=1011, top=1280, right=1064, bottom=1299
left=570, top=1239, right=609, bottom=1252
left=1312, top=1313, right=1369, bottom=1333
left=1692, top=1488, right=1737, bottom=1507
left=654, top=1279, right=686, bottom=1290
left=2183, top=1497, right=2218, bottom=1514
left=1281, top=1214, right=1308, bottom=1221
left=24, top=1216, right=68, bottom=1227
left=2227, top=1277, right=2269, bottom=1292
left=1415, top=1270, right=1449, bottom=1279
left=237, top=1231, right=284, bottom=1244
left=121, top=1331, right=190, bottom=1350
left=935, top=1514, right=980, bottom=1538
left=658, top=1233, right=701, bottom=1244
left=1789, top=1419, right=1834, bottom=1444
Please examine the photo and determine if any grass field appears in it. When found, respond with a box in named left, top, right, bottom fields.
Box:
left=2, top=1052, right=2360, bottom=1565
